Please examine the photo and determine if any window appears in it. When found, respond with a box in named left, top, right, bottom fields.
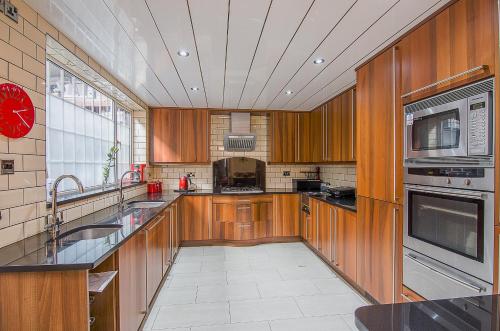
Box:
left=46, top=61, right=132, bottom=195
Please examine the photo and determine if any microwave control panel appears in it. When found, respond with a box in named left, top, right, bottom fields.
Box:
left=468, top=93, right=491, bottom=156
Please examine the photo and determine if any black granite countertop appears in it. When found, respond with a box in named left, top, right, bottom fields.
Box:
left=307, top=193, right=357, bottom=212
left=183, top=188, right=299, bottom=195
left=355, top=294, right=498, bottom=331
left=0, top=192, right=182, bottom=272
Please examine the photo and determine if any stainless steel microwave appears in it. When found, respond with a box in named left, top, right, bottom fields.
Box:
left=404, top=79, right=494, bottom=167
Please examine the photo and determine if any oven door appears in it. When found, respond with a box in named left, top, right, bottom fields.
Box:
left=403, top=184, right=493, bottom=283
left=405, top=99, right=468, bottom=159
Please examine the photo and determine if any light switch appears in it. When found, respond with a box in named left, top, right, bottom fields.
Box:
left=1, top=160, right=14, bottom=175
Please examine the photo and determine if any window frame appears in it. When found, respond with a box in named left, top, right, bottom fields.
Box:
left=46, top=60, right=133, bottom=198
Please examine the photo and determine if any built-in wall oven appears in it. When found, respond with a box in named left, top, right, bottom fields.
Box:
left=403, top=79, right=495, bottom=300
left=404, top=79, right=494, bottom=167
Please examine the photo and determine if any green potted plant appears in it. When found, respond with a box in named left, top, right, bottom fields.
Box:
left=102, top=145, right=119, bottom=188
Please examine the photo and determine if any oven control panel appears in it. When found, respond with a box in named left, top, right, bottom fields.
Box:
left=468, top=93, right=491, bottom=156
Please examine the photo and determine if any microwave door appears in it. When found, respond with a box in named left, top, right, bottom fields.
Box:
left=406, top=98, right=468, bottom=159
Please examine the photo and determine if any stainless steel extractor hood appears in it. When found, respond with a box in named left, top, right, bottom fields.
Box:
left=223, top=113, right=256, bottom=151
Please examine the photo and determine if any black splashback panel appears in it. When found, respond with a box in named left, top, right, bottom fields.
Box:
left=213, top=157, right=265, bottom=192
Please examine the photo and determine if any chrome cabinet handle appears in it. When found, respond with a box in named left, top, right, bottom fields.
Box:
left=333, top=208, right=338, bottom=264
left=407, top=254, right=485, bottom=293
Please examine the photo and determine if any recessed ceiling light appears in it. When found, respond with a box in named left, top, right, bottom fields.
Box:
left=177, top=50, right=190, bottom=57
left=191, top=87, right=199, bottom=91
left=313, top=58, right=325, bottom=64
left=285, top=90, right=293, bottom=95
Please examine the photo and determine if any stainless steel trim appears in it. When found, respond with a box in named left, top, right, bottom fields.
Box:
left=392, top=47, right=397, bottom=202
left=407, top=253, right=485, bottom=293
left=419, top=204, right=476, bottom=218
left=333, top=208, right=338, bottom=264
left=401, top=65, right=487, bottom=98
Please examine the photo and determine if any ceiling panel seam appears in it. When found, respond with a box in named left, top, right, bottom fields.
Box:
left=281, top=0, right=401, bottom=109
left=261, top=0, right=358, bottom=110
left=246, top=0, right=316, bottom=110
left=144, top=0, right=195, bottom=107
left=222, top=0, right=232, bottom=108
left=101, top=0, right=179, bottom=106
left=295, top=0, right=445, bottom=111
left=234, top=0, right=273, bottom=109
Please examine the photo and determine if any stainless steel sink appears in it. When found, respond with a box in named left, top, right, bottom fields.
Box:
left=127, top=200, right=165, bottom=209
left=56, top=224, right=123, bottom=241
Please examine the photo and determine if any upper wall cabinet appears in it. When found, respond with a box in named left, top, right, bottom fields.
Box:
left=150, top=108, right=210, bottom=163
left=399, top=0, right=497, bottom=103
left=270, top=112, right=297, bottom=163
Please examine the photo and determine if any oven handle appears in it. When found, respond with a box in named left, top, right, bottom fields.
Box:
left=405, top=184, right=489, bottom=200
left=406, top=254, right=486, bottom=293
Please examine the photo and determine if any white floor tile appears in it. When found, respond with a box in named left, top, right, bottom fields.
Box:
left=295, top=293, right=365, bottom=317
left=191, top=321, right=271, bottom=331
left=168, top=271, right=227, bottom=288
left=278, top=265, right=335, bottom=281
left=201, top=260, right=252, bottom=273
left=196, top=283, right=260, bottom=303
left=229, top=297, right=302, bottom=323
left=311, top=278, right=353, bottom=295
left=153, top=302, right=229, bottom=329
left=227, top=270, right=283, bottom=284
left=171, top=261, right=202, bottom=274
left=269, top=316, right=352, bottom=331
left=155, top=286, right=198, bottom=306
left=257, top=279, right=320, bottom=298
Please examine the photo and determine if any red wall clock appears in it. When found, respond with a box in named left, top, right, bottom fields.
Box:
left=0, top=83, right=35, bottom=138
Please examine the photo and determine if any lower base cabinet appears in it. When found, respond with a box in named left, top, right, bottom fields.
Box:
left=335, top=209, right=357, bottom=282
left=273, top=194, right=300, bottom=237
left=118, top=230, right=147, bottom=331
left=356, top=196, right=401, bottom=304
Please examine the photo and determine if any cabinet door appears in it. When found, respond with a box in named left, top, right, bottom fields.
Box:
left=317, top=202, right=332, bottom=260
left=309, top=198, right=319, bottom=249
left=400, top=0, right=496, bottom=103
left=254, top=201, right=273, bottom=239
left=296, top=112, right=311, bottom=162
left=234, top=201, right=254, bottom=240
left=356, top=46, right=403, bottom=204
left=171, top=202, right=179, bottom=257
left=150, top=108, right=181, bottom=162
left=270, top=112, right=296, bottom=163
left=356, top=196, right=401, bottom=304
left=325, top=99, right=342, bottom=162
left=273, top=194, right=300, bottom=237
left=212, top=202, right=235, bottom=240
left=310, top=108, right=323, bottom=163
left=180, top=196, right=212, bottom=241
left=118, top=231, right=147, bottom=331
left=146, top=217, right=164, bottom=306
left=341, top=88, right=356, bottom=161
left=180, top=109, right=209, bottom=163
left=335, top=209, right=357, bottom=281
left=162, top=209, right=171, bottom=275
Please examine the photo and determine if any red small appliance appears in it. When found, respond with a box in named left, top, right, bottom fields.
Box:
left=179, top=176, right=189, bottom=191
left=130, top=163, right=146, bottom=182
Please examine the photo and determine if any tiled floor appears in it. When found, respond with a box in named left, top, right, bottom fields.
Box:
left=143, top=243, right=369, bottom=331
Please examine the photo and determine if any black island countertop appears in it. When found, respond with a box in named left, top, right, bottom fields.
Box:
left=355, top=294, right=499, bottom=331
left=0, top=188, right=355, bottom=273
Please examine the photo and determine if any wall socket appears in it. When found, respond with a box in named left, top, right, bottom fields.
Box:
left=2, top=1, right=18, bottom=23
left=187, top=172, right=195, bottom=178
left=282, top=171, right=290, bottom=177
left=1, top=160, right=14, bottom=175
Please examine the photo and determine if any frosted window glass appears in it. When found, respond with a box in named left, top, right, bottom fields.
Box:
left=49, top=96, right=63, bottom=130
left=63, top=102, right=75, bottom=132
left=75, top=107, right=85, bottom=135
left=75, top=135, right=85, bottom=162
left=63, top=133, right=75, bottom=162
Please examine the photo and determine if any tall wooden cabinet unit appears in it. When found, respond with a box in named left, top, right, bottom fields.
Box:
left=341, top=89, right=356, bottom=162
left=335, top=209, right=357, bottom=282
left=356, top=197, right=402, bottom=304
left=150, top=108, right=210, bottom=163
left=118, top=230, right=147, bottom=331
left=356, top=46, right=403, bottom=204
left=273, top=194, right=301, bottom=237
left=180, top=195, right=212, bottom=241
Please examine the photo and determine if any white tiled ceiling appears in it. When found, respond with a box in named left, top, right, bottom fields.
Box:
left=27, top=0, right=450, bottom=110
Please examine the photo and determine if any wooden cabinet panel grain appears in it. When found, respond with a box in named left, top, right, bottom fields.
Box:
left=180, top=196, right=212, bottom=241
left=273, top=194, right=300, bottom=237
left=335, top=209, right=357, bottom=281
left=356, top=196, right=401, bottom=304
left=253, top=201, right=273, bottom=239
left=401, top=286, right=425, bottom=303
left=118, top=230, right=147, bottom=331
left=180, top=109, right=209, bottom=163
left=162, top=208, right=171, bottom=275
left=341, top=88, right=356, bottom=161
left=356, top=46, right=403, bottom=204
left=400, top=0, right=496, bottom=102
left=317, top=201, right=332, bottom=261
left=325, top=98, right=342, bottom=162
left=146, top=216, right=164, bottom=306
left=310, top=108, right=324, bottom=163
left=296, top=112, right=312, bottom=162
left=151, top=108, right=182, bottom=163
left=270, top=112, right=296, bottom=163
left=309, top=198, right=319, bottom=249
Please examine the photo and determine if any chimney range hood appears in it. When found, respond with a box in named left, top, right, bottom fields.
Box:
left=223, top=113, right=256, bottom=152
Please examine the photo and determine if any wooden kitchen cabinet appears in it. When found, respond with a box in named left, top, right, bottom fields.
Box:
left=308, top=198, right=320, bottom=249
left=253, top=200, right=273, bottom=239
left=180, top=195, right=212, bottom=241
left=296, top=112, right=312, bottom=162
left=171, top=202, right=180, bottom=257
left=356, top=196, right=401, bottom=304
left=341, top=88, right=356, bottom=161
left=146, top=215, right=164, bottom=306
left=317, top=201, right=333, bottom=261
left=273, top=194, right=301, bottom=237
left=162, top=208, right=171, bottom=275
left=335, top=209, right=357, bottom=281
left=356, top=46, right=403, bottom=204
left=310, top=107, right=324, bottom=163
left=150, top=108, right=210, bottom=163
left=118, top=230, right=147, bottom=331
left=399, top=0, right=496, bottom=103
left=324, top=98, right=342, bottom=162
left=270, top=112, right=297, bottom=163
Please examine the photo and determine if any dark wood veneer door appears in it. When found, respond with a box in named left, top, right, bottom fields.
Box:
left=146, top=217, right=164, bottom=306
left=273, top=194, right=300, bottom=237
left=151, top=108, right=181, bottom=162
left=181, top=196, right=212, bottom=241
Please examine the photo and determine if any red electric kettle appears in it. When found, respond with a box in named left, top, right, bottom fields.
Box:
left=179, top=176, right=189, bottom=191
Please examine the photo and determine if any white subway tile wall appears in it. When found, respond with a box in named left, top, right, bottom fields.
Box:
left=150, top=114, right=356, bottom=190
left=0, top=0, right=149, bottom=249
